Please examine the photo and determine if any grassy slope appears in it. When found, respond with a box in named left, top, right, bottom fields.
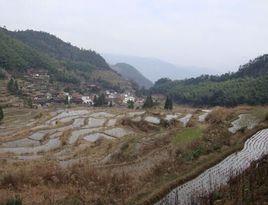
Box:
left=128, top=107, right=268, bottom=205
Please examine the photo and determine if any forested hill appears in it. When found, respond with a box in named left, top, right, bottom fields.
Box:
left=152, top=55, right=268, bottom=107
left=8, top=30, right=110, bottom=70
left=0, top=27, right=131, bottom=89
left=111, top=63, right=153, bottom=89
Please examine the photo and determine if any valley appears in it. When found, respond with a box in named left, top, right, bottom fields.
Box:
left=0, top=24, right=268, bottom=205
left=0, top=105, right=267, bottom=204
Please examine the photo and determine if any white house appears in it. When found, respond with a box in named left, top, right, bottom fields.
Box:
left=82, top=96, right=94, bottom=105
left=123, top=96, right=135, bottom=104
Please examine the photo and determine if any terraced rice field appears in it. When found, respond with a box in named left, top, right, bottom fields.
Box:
left=156, top=129, right=268, bottom=205
left=2, top=106, right=267, bottom=205
left=0, top=107, right=195, bottom=168
left=228, top=113, right=260, bottom=133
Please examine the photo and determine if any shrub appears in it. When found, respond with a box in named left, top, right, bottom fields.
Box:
left=265, top=112, right=268, bottom=121
left=5, top=196, right=22, bottom=205
left=238, top=126, right=247, bottom=133
left=206, top=107, right=232, bottom=124
left=0, top=106, right=3, bottom=122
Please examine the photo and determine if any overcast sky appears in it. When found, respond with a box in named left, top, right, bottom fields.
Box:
left=1, top=0, right=268, bottom=73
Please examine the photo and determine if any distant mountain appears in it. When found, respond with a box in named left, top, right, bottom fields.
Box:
left=111, top=63, right=153, bottom=89
left=152, top=54, right=268, bottom=107
left=103, top=53, right=213, bottom=82
left=0, top=28, right=132, bottom=90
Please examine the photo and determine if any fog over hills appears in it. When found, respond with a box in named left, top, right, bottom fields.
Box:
left=111, top=63, right=153, bottom=89
left=103, top=53, right=216, bottom=82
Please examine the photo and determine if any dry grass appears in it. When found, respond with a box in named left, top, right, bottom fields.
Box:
left=206, top=107, right=234, bottom=124
left=1, top=106, right=267, bottom=205
left=60, top=130, right=71, bottom=146
left=200, top=155, right=268, bottom=205
left=0, top=160, right=136, bottom=205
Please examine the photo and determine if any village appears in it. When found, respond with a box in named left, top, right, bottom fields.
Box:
left=7, top=69, right=165, bottom=109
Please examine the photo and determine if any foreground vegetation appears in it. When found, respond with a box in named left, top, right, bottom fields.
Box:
left=0, top=106, right=267, bottom=205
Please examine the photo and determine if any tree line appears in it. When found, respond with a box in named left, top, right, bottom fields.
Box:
left=151, top=55, right=268, bottom=107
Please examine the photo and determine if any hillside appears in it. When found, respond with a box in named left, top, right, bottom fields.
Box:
left=152, top=55, right=268, bottom=107
left=103, top=53, right=213, bottom=82
left=9, top=30, right=110, bottom=70
left=111, top=63, right=153, bottom=89
left=0, top=28, right=132, bottom=90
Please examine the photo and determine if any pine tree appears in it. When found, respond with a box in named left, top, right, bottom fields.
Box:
left=7, top=78, right=20, bottom=95
left=93, top=95, right=98, bottom=107
left=93, top=94, right=107, bottom=107
left=14, top=80, right=19, bottom=93
left=169, top=97, right=173, bottom=110
left=164, top=96, right=173, bottom=110
left=7, top=78, right=14, bottom=93
left=127, top=100, right=134, bottom=109
left=0, top=106, right=3, bottom=122
left=143, top=95, right=154, bottom=108
left=64, top=95, right=69, bottom=105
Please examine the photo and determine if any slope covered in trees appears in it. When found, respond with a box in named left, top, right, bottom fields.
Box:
left=111, top=63, right=153, bottom=89
left=0, top=27, right=130, bottom=88
left=9, top=29, right=110, bottom=70
left=0, top=29, right=56, bottom=72
left=152, top=55, right=268, bottom=106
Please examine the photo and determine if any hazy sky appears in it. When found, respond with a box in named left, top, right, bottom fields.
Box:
left=1, top=0, right=268, bottom=73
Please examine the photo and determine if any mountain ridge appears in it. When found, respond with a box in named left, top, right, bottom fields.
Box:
left=103, top=53, right=214, bottom=82
left=111, top=63, right=153, bottom=89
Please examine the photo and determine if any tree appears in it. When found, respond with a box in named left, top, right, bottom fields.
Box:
left=109, top=101, right=113, bottom=107
left=94, top=94, right=107, bottom=107
left=7, top=78, right=20, bottom=95
left=143, top=95, right=154, bottom=108
left=64, top=95, right=70, bottom=105
left=93, top=95, right=98, bottom=106
left=0, top=106, right=3, bottom=122
left=7, top=78, right=14, bottom=93
left=24, top=97, right=33, bottom=108
left=164, top=96, right=173, bottom=110
left=127, top=100, right=134, bottom=109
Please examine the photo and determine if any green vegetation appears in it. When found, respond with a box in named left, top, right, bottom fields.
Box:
left=164, top=96, right=173, bottom=110
left=0, top=106, right=3, bottom=122
left=5, top=196, right=22, bottom=205
left=152, top=55, right=268, bottom=106
left=23, top=97, right=33, bottom=108
left=93, top=94, right=107, bottom=107
left=127, top=100, right=134, bottom=109
left=7, top=79, right=21, bottom=96
left=143, top=95, right=154, bottom=108
left=0, top=68, right=6, bottom=79
left=173, top=126, right=206, bottom=161
left=0, top=27, right=129, bottom=88
left=10, top=30, right=109, bottom=70
left=172, top=127, right=203, bottom=144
